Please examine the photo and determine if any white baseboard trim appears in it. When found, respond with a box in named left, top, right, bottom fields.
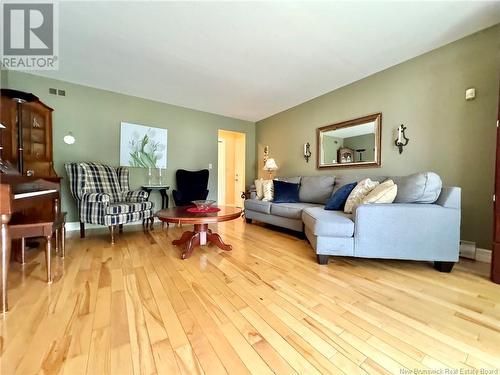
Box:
left=476, top=248, right=492, bottom=264
left=66, top=222, right=98, bottom=231
left=65, top=219, right=160, bottom=232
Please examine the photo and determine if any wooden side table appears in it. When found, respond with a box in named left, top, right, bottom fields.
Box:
left=141, top=185, right=170, bottom=228
left=141, top=185, right=170, bottom=209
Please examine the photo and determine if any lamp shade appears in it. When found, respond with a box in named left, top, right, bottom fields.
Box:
left=0, top=123, right=5, bottom=129
left=263, top=158, right=279, bottom=171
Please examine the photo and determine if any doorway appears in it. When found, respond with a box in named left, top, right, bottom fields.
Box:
left=218, top=130, right=246, bottom=207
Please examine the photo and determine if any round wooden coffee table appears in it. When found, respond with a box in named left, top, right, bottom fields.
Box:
left=156, top=206, right=243, bottom=259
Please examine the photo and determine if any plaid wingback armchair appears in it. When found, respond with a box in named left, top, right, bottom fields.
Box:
left=65, top=162, right=154, bottom=244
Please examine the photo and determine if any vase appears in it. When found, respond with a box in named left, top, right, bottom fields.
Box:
left=147, top=167, right=152, bottom=185
left=157, top=168, right=163, bottom=185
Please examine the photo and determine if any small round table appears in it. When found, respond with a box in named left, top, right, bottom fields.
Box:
left=156, top=206, right=243, bottom=259
left=141, top=185, right=170, bottom=209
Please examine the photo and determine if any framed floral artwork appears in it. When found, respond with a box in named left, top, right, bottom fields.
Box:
left=120, top=122, right=167, bottom=168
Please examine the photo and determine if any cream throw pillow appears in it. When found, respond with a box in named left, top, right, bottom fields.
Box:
left=362, top=179, right=398, bottom=204
left=254, top=178, right=264, bottom=199
left=262, top=180, right=274, bottom=201
left=344, top=178, right=379, bottom=213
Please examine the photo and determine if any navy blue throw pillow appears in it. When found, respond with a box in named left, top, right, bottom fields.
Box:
left=324, top=182, right=357, bottom=210
left=273, top=180, right=300, bottom=203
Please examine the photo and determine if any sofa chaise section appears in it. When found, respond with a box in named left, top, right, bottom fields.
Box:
left=354, top=198, right=460, bottom=261
left=305, top=186, right=461, bottom=270
left=302, top=207, right=355, bottom=262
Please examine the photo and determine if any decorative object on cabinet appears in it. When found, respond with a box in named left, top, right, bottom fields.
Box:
left=338, top=147, right=354, bottom=164
left=263, top=158, right=279, bottom=179
left=395, top=124, right=409, bottom=154
left=317, top=113, right=382, bottom=169
left=0, top=89, right=58, bottom=178
left=303, top=142, right=312, bottom=162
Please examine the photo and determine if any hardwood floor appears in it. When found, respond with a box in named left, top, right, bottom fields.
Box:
left=1, top=219, right=500, bottom=374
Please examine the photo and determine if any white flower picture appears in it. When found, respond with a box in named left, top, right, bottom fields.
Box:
left=120, top=122, right=167, bottom=168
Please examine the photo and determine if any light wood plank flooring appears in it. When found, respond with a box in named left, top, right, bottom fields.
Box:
left=1, top=219, right=500, bottom=374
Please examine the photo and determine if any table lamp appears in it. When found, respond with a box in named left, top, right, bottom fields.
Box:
left=263, top=158, right=279, bottom=179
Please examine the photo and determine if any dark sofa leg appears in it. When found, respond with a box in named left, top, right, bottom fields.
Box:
left=80, top=222, right=85, bottom=238
left=299, top=224, right=306, bottom=240
left=434, top=261, right=455, bottom=273
left=245, top=218, right=252, bottom=224
left=317, top=254, right=329, bottom=265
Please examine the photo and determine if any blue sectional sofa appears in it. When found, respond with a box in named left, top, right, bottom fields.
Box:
left=244, top=173, right=461, bottom=272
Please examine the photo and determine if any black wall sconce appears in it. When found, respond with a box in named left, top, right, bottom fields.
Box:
left=395, top=124, right=409, bottom=154
left=303, top=142, right=312, bottom=162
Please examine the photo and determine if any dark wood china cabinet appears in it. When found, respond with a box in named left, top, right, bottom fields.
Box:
left=0, top=88, right=61, bottom=239
left=0, top=89, right=58, bottom=178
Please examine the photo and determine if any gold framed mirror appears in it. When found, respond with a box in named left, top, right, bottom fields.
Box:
left=317, top=113, right=382, bottom=169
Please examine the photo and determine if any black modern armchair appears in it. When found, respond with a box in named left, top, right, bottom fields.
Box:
left=172, top=169, right=209, bottom=206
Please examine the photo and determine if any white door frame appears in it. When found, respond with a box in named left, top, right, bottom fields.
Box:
left=217, top=138, right=226, bottom=205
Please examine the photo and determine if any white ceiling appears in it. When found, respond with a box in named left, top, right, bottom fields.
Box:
left=31, top=1, right=500, bottom=122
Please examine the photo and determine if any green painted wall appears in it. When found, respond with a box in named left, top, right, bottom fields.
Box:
left=3, top=71, right=255, bottom=222
left=257, top=25, right=500, bottom=249
left=0, top=70, right=6, bottom=89
left=322, top=135, right=343, bottom=164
